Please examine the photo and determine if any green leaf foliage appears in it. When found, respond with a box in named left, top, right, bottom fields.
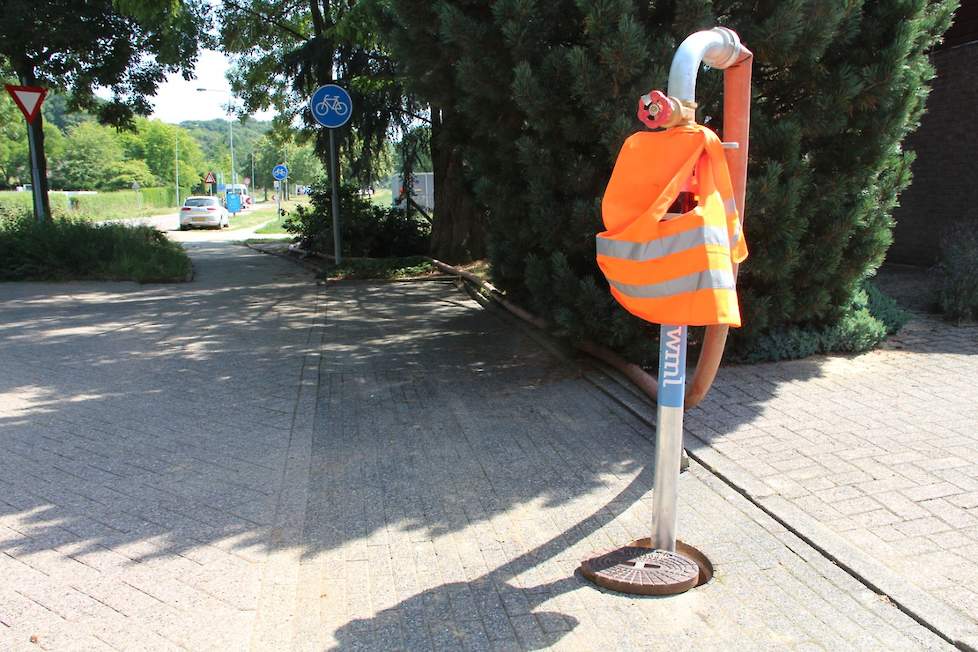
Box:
left=220, top=0, right=418, bottom=186
left=284, top=181, right=429, bottom=258
left=0, top=0, right=212, bottom=126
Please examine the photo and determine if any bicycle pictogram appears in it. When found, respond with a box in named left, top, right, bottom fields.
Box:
left=314, top=95, right=349, bottom=117
left=309, top=84, right=352, bottom=128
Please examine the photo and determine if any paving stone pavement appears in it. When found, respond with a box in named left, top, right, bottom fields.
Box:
left=687, top=313, right=978, bottom=637
left=0, top=242, right=323, bottom=650
left=0, top=242, right=956, bottom=650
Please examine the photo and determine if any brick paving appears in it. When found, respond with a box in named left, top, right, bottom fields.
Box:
left=0, top=242, right=322, bottom=650
left=0, top=242, right=956, bottom=649
left=687, top=312, right=978, bottom=634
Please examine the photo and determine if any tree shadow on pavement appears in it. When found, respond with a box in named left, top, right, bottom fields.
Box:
left=0, top=249, right=833, bottom=647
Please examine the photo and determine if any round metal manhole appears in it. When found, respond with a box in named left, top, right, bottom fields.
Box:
left=580, top=546, right=700, bottom=596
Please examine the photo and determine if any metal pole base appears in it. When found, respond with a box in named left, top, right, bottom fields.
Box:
left=580, top=538, right=712, bottom=596
left=580, top=545, right=699, bottom=596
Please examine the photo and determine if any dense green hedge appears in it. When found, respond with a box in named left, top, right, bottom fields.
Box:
left=0, top=210, right=191, bottom=283
left=0, top=188, right=181, bottom=221
left=387, top=0, right=955, bottom=364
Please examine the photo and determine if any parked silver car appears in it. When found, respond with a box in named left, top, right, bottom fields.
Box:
left=179, top=196, right=229, bottom=230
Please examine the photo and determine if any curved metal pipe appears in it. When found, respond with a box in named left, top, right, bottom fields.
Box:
left=667, top=27, right=744, bottom=101
left=686, top=44, right=753, bottom=409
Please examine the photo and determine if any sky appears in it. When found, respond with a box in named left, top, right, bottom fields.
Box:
left=149, top=49, right=276, bottom=124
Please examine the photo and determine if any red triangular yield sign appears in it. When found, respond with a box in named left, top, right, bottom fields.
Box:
left=204, top=171, right=217, bottom=184
left=4, top=84, right=48, bottom=124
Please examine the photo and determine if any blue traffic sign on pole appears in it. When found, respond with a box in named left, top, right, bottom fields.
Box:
left=309, top=84, right=352, bottom=128
left=272, top=164, right=288, bottom=181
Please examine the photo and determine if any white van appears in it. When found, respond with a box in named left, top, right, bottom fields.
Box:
left=225, top=184, right=252, bottom=208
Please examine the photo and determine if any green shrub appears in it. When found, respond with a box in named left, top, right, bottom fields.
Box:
left=285, top=182, right=430, bottom=258
left=865, top=281, right=911, bottom=334
left=0, top=211, right=190, bottom=283
left=938, top=222, right=978, bottom=321
left=733, top=282, right=909, bottom=363
left=321, top=256, right=436, bottom=280
left=68, top=188, right=176, bottom=218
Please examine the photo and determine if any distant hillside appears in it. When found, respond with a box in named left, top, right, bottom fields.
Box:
left=180, top=118, right=271, bottom=161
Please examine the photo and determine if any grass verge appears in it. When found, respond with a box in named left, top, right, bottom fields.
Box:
left=231, top=197, right=311, bottom=233
left=321, top=256, right=438, bottom=281
left=370, top=188, right=393, bottom=207
left=1, top=213, right=191, bottom=283
left=255, top=214, right=290, bottom=234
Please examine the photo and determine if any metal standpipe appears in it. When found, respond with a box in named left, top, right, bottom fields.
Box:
left=648, top=26, right=749, bottom=553
left=651, top=324, right=687, bottom=551
left=581, top=25, right=751, bottom=597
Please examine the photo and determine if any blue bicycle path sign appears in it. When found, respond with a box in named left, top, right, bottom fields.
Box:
left=272, top=164, right=288, bottom=181
left=309, top=84, right=352, bottom=128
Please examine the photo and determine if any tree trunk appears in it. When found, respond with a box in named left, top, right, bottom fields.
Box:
left=429, top=107, right=485, bottom=263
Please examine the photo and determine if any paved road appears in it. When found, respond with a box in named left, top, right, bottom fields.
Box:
left=103, top=204, right=281, bottom=239
left=0, top=241, right=951, bottom=650
left=101, top=212, right=180, bottom=231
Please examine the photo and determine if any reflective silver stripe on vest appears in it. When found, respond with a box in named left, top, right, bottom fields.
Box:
left=609, top=268, right=736, bottom=299
left=724, top=197, right=737, bottom=214
left=596, top=226, right=730, bottom=262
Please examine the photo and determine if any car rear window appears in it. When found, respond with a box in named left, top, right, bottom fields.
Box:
left=185, top=198, right=216, bottom=207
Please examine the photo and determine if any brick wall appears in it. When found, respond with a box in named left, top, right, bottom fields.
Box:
left=889, top=39, right=978, bottom=265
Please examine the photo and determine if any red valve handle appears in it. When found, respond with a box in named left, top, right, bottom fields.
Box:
left=637, top=90, right=673, bottom=129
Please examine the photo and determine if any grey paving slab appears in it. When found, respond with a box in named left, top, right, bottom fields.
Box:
left=685, top=311, right=978, bottom=641
left=0, top=244, right=955, bottom=650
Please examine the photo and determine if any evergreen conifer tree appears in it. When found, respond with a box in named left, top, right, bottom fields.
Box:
left=394, top=0, right=957, bottom=362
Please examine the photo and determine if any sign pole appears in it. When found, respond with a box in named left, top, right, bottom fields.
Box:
left=308, top=83, right=352, bottom=264
left=6, top=84, right=48, bottom=223
left=272, top=164, right=288, bottom=217
left=329, top=127, right=342, bottom=264
left=26, top=121, right=45, bottom=223
left=175, top=135, right=180, bottom=210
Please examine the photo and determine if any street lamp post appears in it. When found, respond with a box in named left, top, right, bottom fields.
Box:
left=196, top=87, right=236, bottom=188
left=174, top=133, right=180, bottom=208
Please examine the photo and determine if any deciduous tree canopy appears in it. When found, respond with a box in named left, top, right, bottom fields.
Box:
left=0, top=0, right=212, bottom=216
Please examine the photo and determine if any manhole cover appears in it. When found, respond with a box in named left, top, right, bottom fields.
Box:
left=580, top=546, right=699, bottom=596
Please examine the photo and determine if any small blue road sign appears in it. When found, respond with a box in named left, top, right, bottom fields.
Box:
left=226, top=192, right=241, bottom=213
left=309, top=84, right=352, bottom=128
left=272, top=164, right=288, bottom=181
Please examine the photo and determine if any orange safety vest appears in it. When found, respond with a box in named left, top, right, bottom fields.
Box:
left=597, top=124, right=748, bottom=327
